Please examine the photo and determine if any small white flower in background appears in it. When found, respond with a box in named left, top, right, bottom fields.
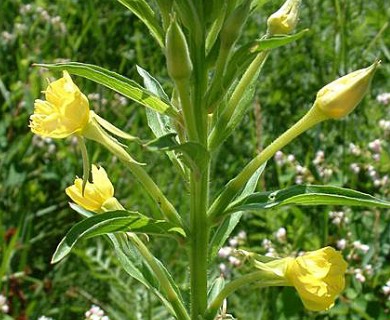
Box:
left=38, top=316, right=54, bottom=320
left=319, top=168, right=333, bottom=178
left=354, top=268, right=366, bottom=283
left=382, top=280, right=390, bottom=295
left=274, top=150, right=284, bottom=165
left=360, top=244, right=370, bottom=253
left=218, top=247, right=232, bottom=259
left=336, top=238, right=347, bottom=250
left=379, top=119, right=390, bottom=132
left=265, top=247, right=277, bottom=258
left=228, top=256, right=241, bottom=267
left=329, top=211, right=347, bottom=225
left=287, top=154, right=295, bottom=162
left=368, top=139, right=381, bottom=153
left=349, top=143, right=361, bottom=156
left=228, top=238, right=238, bottom=248
left=376, top=92, right=390, bottom=105
left=237, top=230, right=247, bottom=241
left=0, top=294, right=9, bottom=313
left=350, top=163, right=360, bottom=174
left=295, top=175, right=303, bottom=184
left=275, top=227, right=287, bottom=243
left=372, top=154, right=381, bottom=162
left=262, top=238, right=272, bottom=250
left=20, top=4, right=33, bottom=15
left=219, top=263, right=228, bottom=275
left=353, top=240, right=370, bottom=253
left=295, top=164, right=306, bottom=174
left=85, top=305, right=109, bottom=320
left=312, top=150, right=325, bottom=165
left=364, top=264, right=374, bottom=276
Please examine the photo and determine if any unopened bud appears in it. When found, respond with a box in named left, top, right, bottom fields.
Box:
left=313, top=61, right=380, bottom=119
left=220, top=0, right=251, bottom=49
left=165, top=16, right=193, bottom=81
left=267, top=0, right=301, bottom=35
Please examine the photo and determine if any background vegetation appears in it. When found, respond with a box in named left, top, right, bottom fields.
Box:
left=1, top=0, right=389, bottom=319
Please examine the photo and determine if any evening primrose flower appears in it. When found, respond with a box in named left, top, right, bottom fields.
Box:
left=65, top=164, right=116, bottom=212
left=30, top=71, right=140, bottom=164
left=30, top=71, right=89, bottom=138
left=247, top=246, right=347, bottom=311
left=267, top=0, right=301, bottom=35
left=313, top=61, right=380, bottom=119
left=284, top=247, right=348, bottom=311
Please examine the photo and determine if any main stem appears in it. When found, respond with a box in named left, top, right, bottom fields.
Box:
left=189, top=10, right=209, bottom=318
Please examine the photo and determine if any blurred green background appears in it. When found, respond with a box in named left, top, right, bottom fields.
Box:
left=1, top=0, right=389, bottom=319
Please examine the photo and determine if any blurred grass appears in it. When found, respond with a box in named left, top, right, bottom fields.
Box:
left=0, top=0, right=389, bottom=319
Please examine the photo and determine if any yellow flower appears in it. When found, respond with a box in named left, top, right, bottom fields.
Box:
left=313, top=61, right=380, bottom=119
left=284, top=247, right=348, bottom=311
left=267, top=0, right=301, bottom=35
left=30, top=71, right=90, bottom=138
left=65, top=164, right=115, bottom=212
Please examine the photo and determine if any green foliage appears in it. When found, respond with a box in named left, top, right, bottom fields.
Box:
left=1, top=0, right=389, bottom=319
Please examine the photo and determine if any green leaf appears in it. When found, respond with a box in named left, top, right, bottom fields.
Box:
left=116, top=0, right=164, bottom=48
left=52, top=211, right=186, bottom=263
left=208, top=275, right=225, bottom=304
left=209, top=212, right=242, bottom=260
left=226, top=185, right=390, bottom=216
left=252, top=29, right=309, bottom=51
left=237, top=162, right=267, bottom=200
left=145, top=133, right=209, bottom=173
left=136, top=65, right=186, bottom=176
left=35, top=62, right=178, bottom=116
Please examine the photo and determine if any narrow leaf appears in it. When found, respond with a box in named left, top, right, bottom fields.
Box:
left=209, top=212, right=242, bottom=260
left=35, top=62, right=177, bottom=116
left=226, top=185, right=390, bottom=216
left=252, top=29, right=309, bottom=51
left=52, top=211, right=186, bottom=263
left=116, top=0, right=164, bottom=48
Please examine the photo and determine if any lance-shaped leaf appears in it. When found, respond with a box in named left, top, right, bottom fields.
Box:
left=225, top=185, right=390, bottom=217
left=52, top=210, right=186, bottom=263
left=252, top=29, right=309, bottom=51
left=116, top=0, right=164, bottom=48
left=136, top=65, right=185, bottom=176
left=35, top=62, right=178, bottom=117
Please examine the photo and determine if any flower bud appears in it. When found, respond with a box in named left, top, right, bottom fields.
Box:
left=267, top=0, right=301, bottom=35
left=220, top=0, right=251, bottom=49
left=165, top=16, right=193, bottom=81
left=313, top=61, right=380, bottom=119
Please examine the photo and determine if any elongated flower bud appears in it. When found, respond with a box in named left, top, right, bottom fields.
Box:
left=267, top=0, right=301, bottom=35
left=165, top=16, right=193, bottom=81
left=220, top=0, right=250, bottom=49
left=313, top=61, right=380, bottom=119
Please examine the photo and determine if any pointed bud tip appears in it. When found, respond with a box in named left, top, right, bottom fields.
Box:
left=313, top=60, right=380, bottom=119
